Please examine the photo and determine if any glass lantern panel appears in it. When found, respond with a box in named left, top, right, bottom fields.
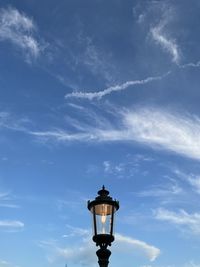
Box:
left=94, top=204, right=115, bottom=235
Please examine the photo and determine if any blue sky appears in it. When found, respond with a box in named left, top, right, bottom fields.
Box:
left=1, top=1, right=200, bottom=267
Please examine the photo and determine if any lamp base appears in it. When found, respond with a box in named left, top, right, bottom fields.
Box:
left=96, top=248, right=111, bottom=267
left=93, top=234, right=114, bottom=247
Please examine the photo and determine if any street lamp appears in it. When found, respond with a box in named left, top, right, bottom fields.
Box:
left=88, top=186, right=119, bottom=267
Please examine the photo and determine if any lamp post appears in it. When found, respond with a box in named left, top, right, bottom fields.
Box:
left=88, top=186, right=119, bottom=267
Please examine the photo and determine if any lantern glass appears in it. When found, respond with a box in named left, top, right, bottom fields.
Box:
left=91, top=203, right=116, bottom=236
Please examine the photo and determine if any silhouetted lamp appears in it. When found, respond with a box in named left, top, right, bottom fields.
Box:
left=88, top=186, right=119, bottom=267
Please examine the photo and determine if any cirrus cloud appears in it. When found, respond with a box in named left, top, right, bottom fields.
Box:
left=154, top=208, right=200, bottom=235
left=39, top=229, right=160, bottom=266
left=30, top=107, right=200, bottom=161
left=0, top=6, right=42, bottom=61
left=0, top=220, right=24, bottom=232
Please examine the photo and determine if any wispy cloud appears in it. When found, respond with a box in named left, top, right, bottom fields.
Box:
left=0, top=259, right=21, bottom=267
left=115, top=233, right=160, bottom=262
left=187, top=176, right=200, bottom=194
left=63, top=224, right=90, bottom=238
left=64, top=56, right=200, bottom=100
left=0, top=111, right=31, bottom=132
left=53, top=33, right=117, bottom=90
left=39, top=230, right=160, bottom=266
left=0, top=6, right=42, bottom=61
left=54, top=241, right=96, bottom=267
left=0, top=191, right=10, bottom=200
left=151, top=22, right=180, bottom=64
left=38, top=237, right=96, bottom=265
left=154, top=208, right=200, bottom=235
left=0, top=203, right=19, bottom=209
left=134, top=1, right=180, bottom=64
left=0, top=220, right=24, bottom=231
left=122, top=108, right=200, bottom=160
left=2, top=106, right=200, bottom=161
left=137, top=181, right=182, bottom=198
left=180, top=61, right=200, bottom=68
left=82, top=37, right=115, bottom=83
left=174, top=169, right=200, bottom=194
left=0, top=260, right=11, bottom=267
left=0, top=260, right=9, bottom=266
left=30, top=130, right=90, bottom=142
left=149, top=3, right=180, bottom=64
left=30, top=107, right=200, bottom=161
left=65, top=72, right=170, bottom=100
left=0, top=191, right=20, bottom=209
left=103, top=155, right=153, bottom=179
left=184, top=263, right=200, bottom=267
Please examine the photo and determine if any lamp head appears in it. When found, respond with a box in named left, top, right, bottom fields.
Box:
left=88, top=186, right=119, bottom=248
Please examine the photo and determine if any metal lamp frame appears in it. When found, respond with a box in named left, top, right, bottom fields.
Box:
left=88, top=186, right=119, bottom=267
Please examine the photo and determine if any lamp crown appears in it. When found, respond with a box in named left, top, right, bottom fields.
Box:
left=87, top=186, right=119, bottom=212
left=97, top=185, right=110, bottom=198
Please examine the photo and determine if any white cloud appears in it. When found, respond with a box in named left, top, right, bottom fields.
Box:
left=0, top=203, right=19, bottom=208
left=180, top=61, right=200, bottom=68
left=187, top=176, right=200, bottom=194
left=0, top=6, right=41, bottom=60
left=149, top=3, right=180, bottom=64
left=137, top=182, right=182, bottom=198
left=151, top=23, right=180, bottom=64
left=64, top=55, right=200, bottom=101
left=0, top=191, right=20, bottom=209
left=39, top=229, right=160, bottom=266
left=121, top=108, right=200, bottom=160
left=38, top=238, right=96, bottom=266
left=154, top=208, right=200, bottom=235
left=65, top=72, right=170, bottom=100
left=30, top=107, right=200, bottom=161
left=134, top=1, right=180, bottom=64
left=184, top=263, right=200, bottom=267
left=103, top=161, right=112, bottom=173
left=0, top=220, right=24, bottom=230
left=0, top=191, right=10, bottom=200
left=83, top=38, right=115, bottom=83
left=0, top=260, right=9, bottom=266
left=115, top=233, right=160, bottom=262
left=64, top=224, right=90, bottom=237
left=57, top=233, right=160, bottom=265
left=0, top=112, right=11, bottom=127
left=2, top=107, right=200, bottom=162
left=0, top=259, right=20, bottom=267
left=56, top=241, right=96, bottom=267
left=0, top=260, right=11, bottom=267
left=174, top=169, right=200, bottom=194
left=102, top=155, right=152, bottom=179
left=0, top=111, right=32, bottom=132
left=103, top=161, right=124, bottom=175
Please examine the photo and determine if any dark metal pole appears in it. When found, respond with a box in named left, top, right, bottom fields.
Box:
left=96, top=248, right=111, bottom=267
